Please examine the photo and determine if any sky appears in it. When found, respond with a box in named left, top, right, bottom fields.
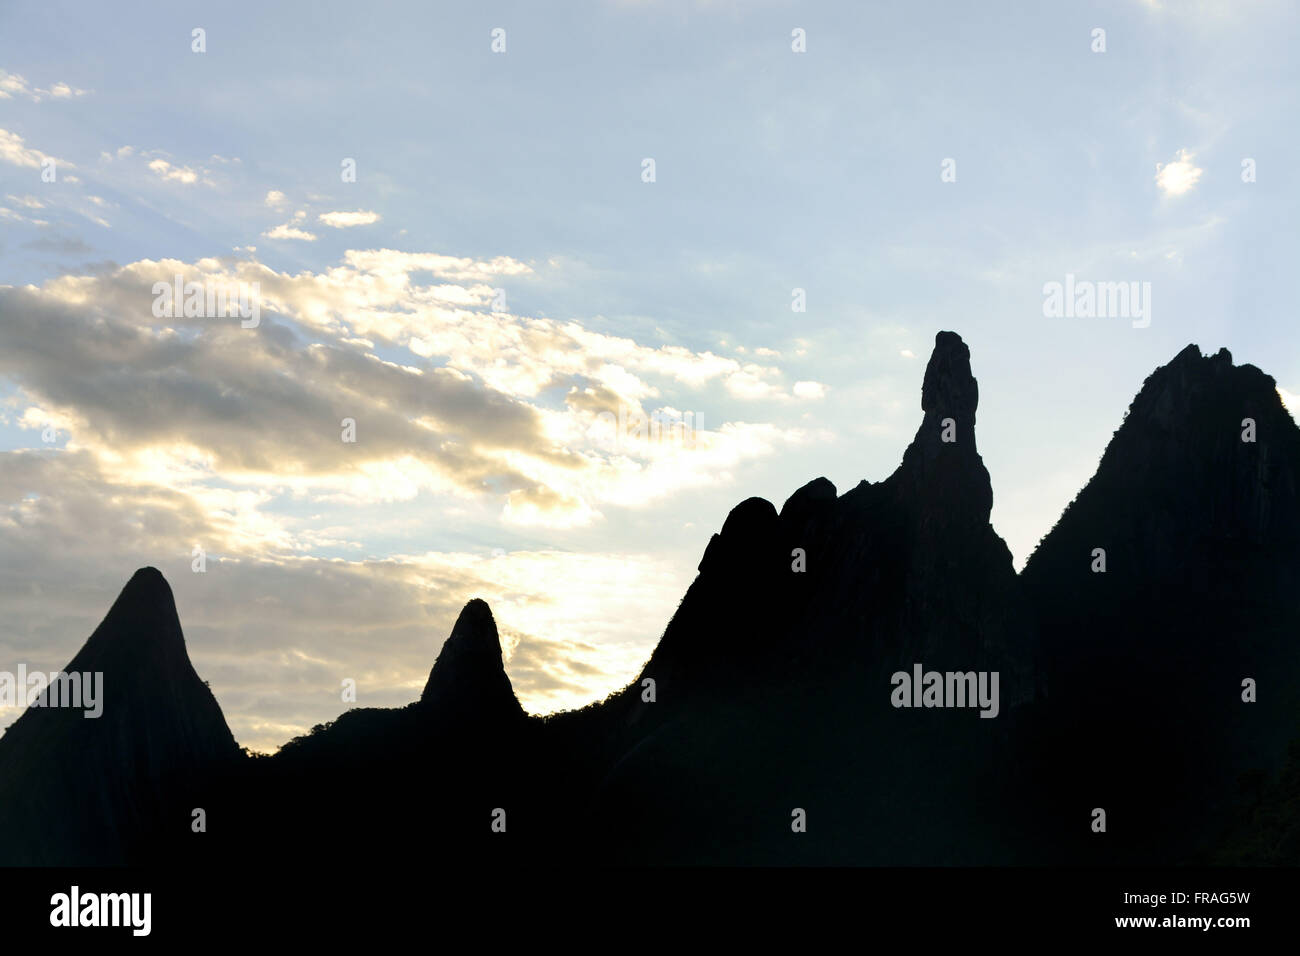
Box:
left=1, top=0, right=1297, bottom=752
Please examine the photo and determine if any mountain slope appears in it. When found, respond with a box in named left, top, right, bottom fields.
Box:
left=1021, top=344, right=1300, bottom=862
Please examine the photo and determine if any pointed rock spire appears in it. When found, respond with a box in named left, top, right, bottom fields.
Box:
left=896, top=330, right=993, bottom=522
left=420, top=599, right=524, bottom=721
left=921, top=330, right=980, bottom=424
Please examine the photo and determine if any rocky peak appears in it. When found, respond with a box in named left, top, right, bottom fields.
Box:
left=779, top=476, right=837, bottom=526
left=895, top=330, right=993, bottom=523
left=420, top=599, right=524, bottom=721
left=921, top=330, right=980, bottom=423
left=697, top=496, right=781, bottom=575
left=74, top=567, right=190, bottom=673
left=1128, top=343, right=1278, bottom=430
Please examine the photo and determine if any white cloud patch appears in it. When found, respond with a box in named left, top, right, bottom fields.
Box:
left=147, top=158, right=201, bottom=185
left=262, top=223, right=318, bottom=241
left=0, top=69, right=89, bottom=102
left=0, top=128, right=72, bottom=170
left=318, top=210, right=381, bottom=228
left=0, top=206, right=49, bottom=226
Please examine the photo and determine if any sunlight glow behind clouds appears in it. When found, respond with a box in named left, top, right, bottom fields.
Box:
left=1155, top=149, right=1204, bottom=197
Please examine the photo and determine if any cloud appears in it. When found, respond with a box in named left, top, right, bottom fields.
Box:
left=0, top=128, right=71, bottom=169
left=342, top=248, right=532, bottom=283
left=318, top=210, right=381, bottom=228
left=793, top=380, right=827, bottom=399
left=0, top=206, right=48, bottom=226
left=98, top=145, right=135, bottom=161
left=0, top=283, right=549, bottom=496
left=0, top=69, right=89, bottom=102
left=98, top=148, right=221, bottom=185
left=147, top=158, right=201, bottom=185
left=1155, top=148, right=1203, bottom=196
left=21, top=236, right=93, bottom=254
left=0, top=249, right=811, bottom=527
left=264, top=190, right=287, bottom=207
left=262, top=224, right=318, bottom=241
left=503, top=486, right=602, bottom=528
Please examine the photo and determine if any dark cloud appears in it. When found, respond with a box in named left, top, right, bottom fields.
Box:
left=57, top=259, right=119, bottom=276
left=0, top=284, right=573, bottom=496
left=22, top=236, right=93, bottom=254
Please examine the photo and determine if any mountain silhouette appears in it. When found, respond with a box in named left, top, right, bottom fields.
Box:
left=570, top=331, right=1039, bottom=863
left=0, top=568, right=240, bottom=865
left=420, top=598, right=525, bottom=722
left=1020, top=343, right=1300, bottom=863
left=224, top=595, right=533, bottom=866
left=2, top=332, right=1297, bottom=866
